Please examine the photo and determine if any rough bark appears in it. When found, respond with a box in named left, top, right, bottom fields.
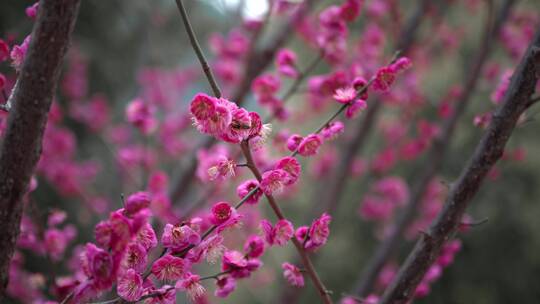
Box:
left=0, top=0, right=81, bottom=296
left=353, top=0, right=514, bottom=297
left=380, top=27, right=540, bottom=304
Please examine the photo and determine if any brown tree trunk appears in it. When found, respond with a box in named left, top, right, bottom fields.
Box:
left=0, top=0, right=81, bottom=297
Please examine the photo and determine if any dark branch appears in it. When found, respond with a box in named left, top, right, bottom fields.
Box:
left=353, top=0, right=514, bottom=297
left=380, top=25, right=540, bottom=304
left=0, top=0, right=81, bottom=296
left=174, top=0, right=222, bottom=97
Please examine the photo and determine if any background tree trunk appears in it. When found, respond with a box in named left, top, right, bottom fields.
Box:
left=0, top=0, right=81, bottom=297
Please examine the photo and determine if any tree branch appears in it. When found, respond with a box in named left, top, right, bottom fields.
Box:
left=380, top=25, right=540, bottom=304
left=0, top=0, right=81, bottom=296
left=174, top=0, right=222, bottom=97
left=353, top=0, right=514, bottom=297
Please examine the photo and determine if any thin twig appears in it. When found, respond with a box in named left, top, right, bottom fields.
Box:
left=264, top=50, right=325, bottom=123
left=460, top=217, right=489, bottom=227
left=174, top=0, right=222, bottom=97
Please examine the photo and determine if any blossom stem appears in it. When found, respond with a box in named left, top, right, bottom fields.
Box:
left=174, top=0, right=222, bottom=98
left=240, top=140, right=333, bottom=304
left=199, top=270, right=232, bottom=281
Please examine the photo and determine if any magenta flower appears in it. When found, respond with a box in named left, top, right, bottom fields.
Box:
left=222, top=250, right=248, bottom=270
left=282, top=262, right=304, bottom=287
left=321, top=121, right=345, bottom=140
left=161, top=224, right=201, bottom=251
left=276, top=48, right=299, bottom=78
left=125, top=98, right=156, bottom=134
left=244, top=235, right=265, bottom=258
left=297, top=134, right=323, bottom=156
left=260, top=169, right=289, bottom=195
left=191, top=96, right=233, bottom=137
left=473, top=112, right=492, bottom=129
left=308, top=213, right=332, bottom=248
left=125, top=191, right=151, bottom=215
left=44, top=228, right=72, bottom=261
left=359, top=195, right=394, bottom=221
left=286, top=134, right=304, bottom=152
left=373, top=177, right=409, bottom=206
left=390, top=57, right=412, bottom=73
left=136, top=223, right=158, bottom=250
left=175, top=273, right=205, bottom=301
left=295, top=225, right=309, bottom=243
left=252, top=74, right=281, bottom=99
left=80, top=243, right=115, bottom=290
left=148, top=171, right=169, bottom=194
left=190, top=93, right=217, bottom=121
left=275, top=156, right=301, bottom=186
left=94, top=221, right=113, bottom=249
left=424, top=264, right=442, bottom=283
left=47, top=210, right=67, bottom=227
left=193, top=234, right=225, bottom=264
left=491, top=69, right=512, bottom=104
left=151, top=254, right=188, bottom=281
left=364, top=294, right=380, bottom=304
left=221, top=250, right=261, bottom=279
left=144, top=285, right=176, bottom=304
left=211, top=201, right=233, bottom=225
left=220, top=107, right=252, bottom=143
left=214, top=206, right=243, bottom=234
left=236, top=179, right=263, bottom=205
left=10, top=35, right=31, bottom=71
left=248, top=111, right=263, bottom=137
left=117, top=269, right=143, bottom=301
left=345, top=98, right=367, bottom=119
left=215, top=276, right=236, bottom=298
left=0, top=39, right=9, bottom=62
left=373, top=66, right=397, bottom=92
left=333, top=87, right=357, bottom=104
left=352, top=76, right=369, bottom=100
left=339, top=0, right=363, bottom=22
left=108, top=211, right=133, bottom=253
left=414, top=282, right=431, bottom=298
left=260, top=219, right=294, bottom=246
left=25, top=2, right=39, bottom=20
left=207, top=156, right=236, bottom=181
left=121, top=242, right=147, bottom=272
